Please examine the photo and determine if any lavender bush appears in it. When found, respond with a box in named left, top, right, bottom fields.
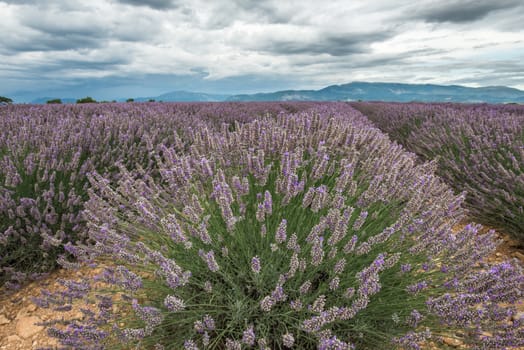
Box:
left=36, top=103, right=523, bottom=349
left=0, top=102, right=312, bottom=290
left=352, top=102, right=524, bottom=243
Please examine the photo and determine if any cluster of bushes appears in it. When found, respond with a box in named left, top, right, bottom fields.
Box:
left=352, top=102, right=524, bottom=244
left=0, top=102, right=316, bottom=290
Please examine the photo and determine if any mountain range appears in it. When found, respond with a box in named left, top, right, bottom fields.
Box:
left=226, top=82, right=524, bottom=104
left=20, top=82, right=524, bottom=104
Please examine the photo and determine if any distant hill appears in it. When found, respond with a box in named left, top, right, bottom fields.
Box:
left=15, top=82, right=524, bottom=104
left=226, top=82, right=524, bottom=103
left=132, top=91, right=229, bottom=102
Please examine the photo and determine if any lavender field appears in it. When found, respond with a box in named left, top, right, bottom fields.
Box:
left=352, top=102, right=524, bottom=244
left=0, top=102, right=523, bottom=349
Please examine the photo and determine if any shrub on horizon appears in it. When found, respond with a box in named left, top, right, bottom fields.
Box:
left=37, top=105, right=523, bottom=349
left=76, top=96, right=97, bottom=104
left=0, top=96, right=13, bottom=104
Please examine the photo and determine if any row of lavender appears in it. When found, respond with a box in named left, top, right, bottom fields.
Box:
left=34, top=103, right=523, bottom=349
left=352, top=102, right=524, bottom=243
left=0, top=102, right=316, bottom=289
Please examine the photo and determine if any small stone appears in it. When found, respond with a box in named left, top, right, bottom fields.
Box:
left=6, top=335, right=21, bottom=342
left=512, top=251, right=524, bottom=261
left=512, top=312, right=524, bottom=321
left=0, top=314, right=10, bottom=325
left=441, top=336, right=462, bottom=347
left=16, top=316, right=44, bottom=339
left=495, top=252, right=502, bottom=257
left=26, top=304, right=37, bottom=312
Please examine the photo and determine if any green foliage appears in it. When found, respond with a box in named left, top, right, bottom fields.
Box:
left=126, top=98, right=135, bottom=102
left=46, top=99, right=62, bottom=104
left=76, top=96, right=97, bottom=104
left=0, top=96, right=13, bottom=103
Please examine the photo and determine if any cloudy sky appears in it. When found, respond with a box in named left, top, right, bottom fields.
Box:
left=1, top=0, right=523, bottom=101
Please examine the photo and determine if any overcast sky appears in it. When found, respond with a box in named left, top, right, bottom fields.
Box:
left=1, top=0, right=523, bottom=100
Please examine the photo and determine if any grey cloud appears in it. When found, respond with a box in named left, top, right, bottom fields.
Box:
left=291, top=48, right=448, bottom=73
left=429, top=59, right=524, bottom=74
left=412, top=0, right=521, bottom=23
left=22, top=22, right=106, bottom=39
left=5, top=10, right=109, bottom=53
left=115, top=0, right=178, bottom=10
left=0, top=57, right=129, bottom=84
left=0, top=6, right=161, bottom=54
left=232, top=0, right=289, bottom=23
left=253, top=32, right=393, bottom=57
left=0, top=0, right=41, bottom=3
left=46, top=57, right=131, bottom=72
left=0, top=0, right=84, bottom=10
left=2, top=33, right=104, bottom=53
left=448, top=73, right=524, bottom=87
left=198, top=0, right=291, bottom=29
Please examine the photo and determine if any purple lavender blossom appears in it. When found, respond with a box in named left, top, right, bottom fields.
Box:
left=263, top=190, right=273, bottom=214
left=184, top=339, right=199, bottom=350
left=406, top=281, right=428, bottom=295
left=401, top=264, right=412, bottom=273
left=242, top=325, right=256, bottom=346
left=251, top=256, right=261, bottom=274
left=260, top=296, right=275, bottom=312
left=198, top=249, right=220, bottom=272
left=164, top=295, right=185, bottom=312
left=225, top=338, right=241, bottom=350
left=276, top=219, right=287, bottom=243
left=203, top=315, right=215, bottom=330
left=282, top=332, right=295, bottom=347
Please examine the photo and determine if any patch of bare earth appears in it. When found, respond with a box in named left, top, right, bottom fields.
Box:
left=0, top=266, right=104, bottom=350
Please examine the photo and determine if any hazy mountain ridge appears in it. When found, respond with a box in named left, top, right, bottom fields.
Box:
left=226, top=82, right=524, bottom=103
left=22, top=82, right=524, bottom=104
left=133, top=91, right=230, bottom=102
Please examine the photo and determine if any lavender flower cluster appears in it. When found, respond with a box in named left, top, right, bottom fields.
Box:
left=27, top=102, right=524, bottom=348
left=0, top=102, right=315, bottom=290
left=352, top=101, right=524, bottom=242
